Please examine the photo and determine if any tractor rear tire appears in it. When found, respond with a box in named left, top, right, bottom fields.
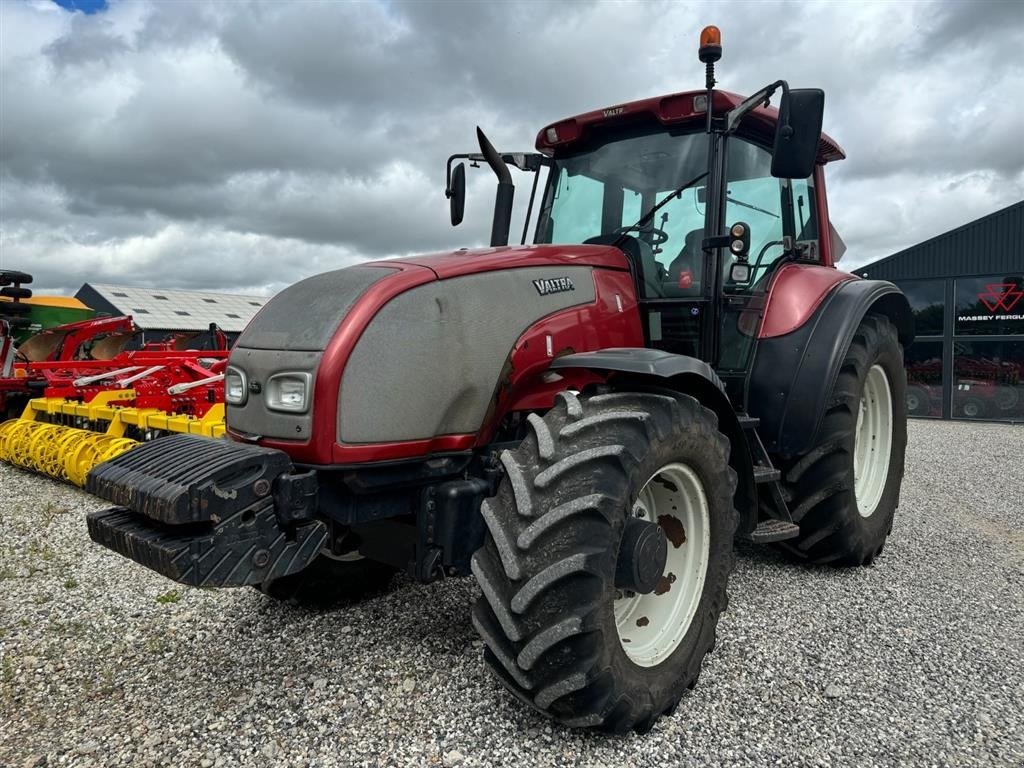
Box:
left=471, top=390, right=737, bottom=733
left=777, top=314, right=906, bottom=566
left=255, top=554, right=398, bottom=607
left=0, top=270, right=33, bottom=286
left=1, top=287, right=32, bottom=300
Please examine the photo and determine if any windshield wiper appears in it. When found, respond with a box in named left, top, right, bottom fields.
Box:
left=726, top=194, right=780, bottom=218
left=612, top=170, right=709, bottom=249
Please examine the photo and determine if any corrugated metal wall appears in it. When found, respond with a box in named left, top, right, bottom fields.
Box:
left=857, top=201, right=1023, bottom=280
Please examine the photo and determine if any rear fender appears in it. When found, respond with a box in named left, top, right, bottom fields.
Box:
left=549, top=349, right=757, bottom=533
left=748, top=278, right=912, bottom=458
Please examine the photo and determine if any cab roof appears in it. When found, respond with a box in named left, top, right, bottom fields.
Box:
left=536, top=89, right=845, bottom=164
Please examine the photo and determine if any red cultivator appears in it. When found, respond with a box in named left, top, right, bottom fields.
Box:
left=0, top=315, right=229, bottom=485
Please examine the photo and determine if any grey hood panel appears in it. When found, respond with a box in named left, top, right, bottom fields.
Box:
left=236, top=265, right=397, bottom=352
left=339, top=266, right=596, bottom=444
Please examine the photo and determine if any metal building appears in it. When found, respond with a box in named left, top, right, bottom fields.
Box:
left=858, top=200, right=1024, bottom=422
left=75, top=283, right=268, bottom=346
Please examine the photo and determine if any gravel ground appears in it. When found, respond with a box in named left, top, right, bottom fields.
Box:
left=1, top=419, right=1022, bottom=767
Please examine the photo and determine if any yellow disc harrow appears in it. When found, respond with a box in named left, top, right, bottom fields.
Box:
left=1, top=397, right=224, bottom=487
left=0, top=418, right=139, bottom=487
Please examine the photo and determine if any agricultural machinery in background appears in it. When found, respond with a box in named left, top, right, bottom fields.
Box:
left=83, top=28, right=911, bottom=733
left=0, top=286, right=229, bottom=485
left=0, top=269, right=34, bottom=339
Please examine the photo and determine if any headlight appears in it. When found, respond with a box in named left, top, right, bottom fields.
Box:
left=225, top=367, right=247, bottom=405
left=266, top=372, right=311, bottom=413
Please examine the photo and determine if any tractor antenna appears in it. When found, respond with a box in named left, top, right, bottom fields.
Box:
left=698, top=25, right=722, bottom=133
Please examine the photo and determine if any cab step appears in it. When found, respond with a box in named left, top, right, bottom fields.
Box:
left=753, top=465, right=781, bottom=484
left=737, top=414, right=760, bottom=430
left=749, top=519, right=800, bottom=544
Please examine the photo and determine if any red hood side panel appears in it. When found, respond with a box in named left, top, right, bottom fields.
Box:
left=379, top=244, right=631, bottom=279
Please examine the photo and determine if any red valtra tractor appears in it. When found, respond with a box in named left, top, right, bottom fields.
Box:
left=86, top=28, right=911, bottom=732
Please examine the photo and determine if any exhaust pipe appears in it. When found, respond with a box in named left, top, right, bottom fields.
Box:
left=476, top=126, right=514, bottom=247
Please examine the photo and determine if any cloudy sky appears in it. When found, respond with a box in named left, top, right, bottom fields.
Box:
left=1, top=0, right=1022, bottom=297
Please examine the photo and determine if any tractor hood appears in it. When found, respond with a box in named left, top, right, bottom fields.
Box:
left=227, top=243, right=631, bottom=460
left=380, top=243, right=630, bottom=279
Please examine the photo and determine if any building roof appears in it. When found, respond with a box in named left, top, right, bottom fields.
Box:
left=857, top=200, right=1024, bottom=281
left=76, top=283, right=268, bottom=333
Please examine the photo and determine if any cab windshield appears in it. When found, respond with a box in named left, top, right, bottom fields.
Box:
left=536, top=128, right=708, bottom=254
left=535, top=126, right=811, bottom=299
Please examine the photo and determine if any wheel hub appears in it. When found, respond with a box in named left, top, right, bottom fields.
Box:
left=614, top=462, right=711, bottom=668
left=615, top=517, right=668, bottom=595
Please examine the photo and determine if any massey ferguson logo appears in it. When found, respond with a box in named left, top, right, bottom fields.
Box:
left=978, top=283, right=1024, bottom=313
left=533, top=276, right=576, bottom=296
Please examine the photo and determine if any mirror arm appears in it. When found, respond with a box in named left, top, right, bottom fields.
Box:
left=445, top=152, right=546, bottom=196
left=446, top=153, right=472, bottom=198
left=724, top=79, right=789, bottom=134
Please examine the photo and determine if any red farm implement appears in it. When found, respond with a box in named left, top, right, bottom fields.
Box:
left=0, top=315, right=229, bottom=485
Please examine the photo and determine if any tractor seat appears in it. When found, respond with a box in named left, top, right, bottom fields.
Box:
left=665, top=228, right=704, bottom=297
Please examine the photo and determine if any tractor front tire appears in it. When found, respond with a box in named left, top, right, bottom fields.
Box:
left=778, top=314, right=907, bottom=565
left=255, top=554, right=398, bottom=607
left=472, top=391, right=737, bottom=733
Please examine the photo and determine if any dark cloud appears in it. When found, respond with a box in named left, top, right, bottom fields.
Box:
left=43, top=11, right=129, bottom=68
left=1, top=0, right=1022, bottom=297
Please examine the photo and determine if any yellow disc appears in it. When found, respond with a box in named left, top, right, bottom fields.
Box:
left=26, top=424, right=61, bottom=473
left=64, top=433, right=102, bottom=487
left=0, top=419, right=21, bottom=462
left=8, top=421, right=45, bottom=469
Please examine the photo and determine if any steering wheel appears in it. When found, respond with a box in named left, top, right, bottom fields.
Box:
left=614, top=225, right=669, bottom=246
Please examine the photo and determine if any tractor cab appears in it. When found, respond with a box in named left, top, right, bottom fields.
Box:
left=447, top=26, right=843, bottom=404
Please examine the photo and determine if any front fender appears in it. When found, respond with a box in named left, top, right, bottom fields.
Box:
left=550, top=348, right=758, bottom=534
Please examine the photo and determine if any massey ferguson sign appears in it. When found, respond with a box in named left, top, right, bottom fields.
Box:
left=957, top=281, right=1024, bottom=326
left=977, top=283, right=1024, bottom=314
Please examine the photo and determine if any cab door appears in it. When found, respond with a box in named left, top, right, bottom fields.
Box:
left=716, top=141, right=820, bottom=404
left=629, top=184, right=709, bottom=359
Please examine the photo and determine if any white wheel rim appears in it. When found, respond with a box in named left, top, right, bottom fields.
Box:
left=614, top=462, right=710, bottom=667
left=853, top=364, right=893, bottom=518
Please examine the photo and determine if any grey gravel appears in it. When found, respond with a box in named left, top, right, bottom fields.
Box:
left=1, top=419, right=1022, bottom=767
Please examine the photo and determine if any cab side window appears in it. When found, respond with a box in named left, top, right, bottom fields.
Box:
left=724, top=141, right=819, bottom=286
left=790, top=176, right=818, bottom=242
left=550, top=171, right=604, bottom=243
left=723, top=141, right=786, bottom=285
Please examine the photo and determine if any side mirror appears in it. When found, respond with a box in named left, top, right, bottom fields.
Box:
left=447, top=162, right=466, bottom=226
left=771, top=88, right=824, bottom=179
